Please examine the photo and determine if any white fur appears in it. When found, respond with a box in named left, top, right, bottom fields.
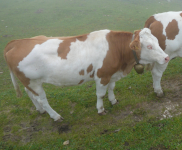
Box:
left=147, top=11, right=182, bottom=96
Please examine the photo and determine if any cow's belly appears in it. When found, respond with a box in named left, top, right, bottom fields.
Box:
left=19, top=57, right=97, bottom=86
left=110, top=71, right=126, bottom=82
left=42, top=68, right=94, bottom=86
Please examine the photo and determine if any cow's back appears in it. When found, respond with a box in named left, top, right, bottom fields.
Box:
left=4, top=30, right=112, bottom=87
left=144, top=11, right=182, bottom=53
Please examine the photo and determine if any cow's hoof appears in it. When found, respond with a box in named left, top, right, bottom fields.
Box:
left=39, top=110, right=46, bottom=114
left=154, top=89, right=164, bottom=98
left=55, top=116, right=64, bottom=122
left=98, top=110, right=107, bottom=115
left=56, top=118, right=64, bottom=122
left=54, top=115, right=64, bottom=121
left=156, top=92, right=164, bottom=97
left=112, top=99, right=119, bottom=105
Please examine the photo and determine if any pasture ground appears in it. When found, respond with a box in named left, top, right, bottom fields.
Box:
left=1, top=0, right=182, bottom=149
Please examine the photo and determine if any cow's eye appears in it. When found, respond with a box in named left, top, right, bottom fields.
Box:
left=147, top=45, right=152, bottom=49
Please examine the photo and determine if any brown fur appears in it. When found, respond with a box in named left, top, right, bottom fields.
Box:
left=150, top=21, right=166, bottom=50
left=97, top=31, right=141, bottom=85
left=79, top=70, right=84, bottom=75
left=78, top=79, right=84, bottom=84
left=144, top=16, right=156, bottom=28
left=166, top=19, right=179, bottom=40
left=90, top=71, right=95, bottom=78
left=57, top=34, right=88, bottom=59
left=180, top=13, right=182, bottom=17
left=87, top=64, right=93, bottom=73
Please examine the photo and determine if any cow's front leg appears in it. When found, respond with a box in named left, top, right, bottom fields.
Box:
left=108, top=81, right=118, bottom=105
left=95, top=81, right=108, bottom=115
left=152, top=62, right=168, bottom=97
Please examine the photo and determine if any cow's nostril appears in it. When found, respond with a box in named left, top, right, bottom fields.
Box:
left=165, top=56, right=169, bottom=62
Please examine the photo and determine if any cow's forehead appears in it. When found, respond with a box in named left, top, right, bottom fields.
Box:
left=140, top=29, right=160, bottom=47
left=139, top=28, right=156, bottom=41
left=140, top=28, right=151, bottom=37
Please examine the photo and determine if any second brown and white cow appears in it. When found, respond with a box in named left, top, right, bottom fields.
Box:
left=4, top=28, right=169, bottom=121
left=144, top=11, right=182, bottom=97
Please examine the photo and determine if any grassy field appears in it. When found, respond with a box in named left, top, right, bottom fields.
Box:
left=1, top=0, right=182, bottom=149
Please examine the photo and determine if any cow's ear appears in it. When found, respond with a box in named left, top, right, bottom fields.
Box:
left=129, top=39, right=141, bottom=51
left=130, top=30, right=141, bottom=51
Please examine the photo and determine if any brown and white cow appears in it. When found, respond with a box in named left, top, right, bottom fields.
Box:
left=144, top=11, right=182, bottom=97
left=4, top=28, right=169, bottom=121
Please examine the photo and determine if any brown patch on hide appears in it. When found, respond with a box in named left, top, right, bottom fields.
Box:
left=144, top=16, right=156, bottom=28
left=78, top=79, right=84, bottom=84
left=57, top=34, right=88, bottom=59
left=79, top=70, right=84, bottom=75
left=97, top=31, right=138, bottom=85
left=87, top=64, right=93, bottom=73
left=90, top=71, right=95, bottom=78
left=149, top=21, right=166, bottom=50
left=166, top=19, right=179, bottom=40
left=180, top=13, right=182, bottom=17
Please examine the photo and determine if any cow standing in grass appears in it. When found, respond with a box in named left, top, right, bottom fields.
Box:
left=4, top=28, right=169, bottom=121
left=144, top=11, right=182, bottom=97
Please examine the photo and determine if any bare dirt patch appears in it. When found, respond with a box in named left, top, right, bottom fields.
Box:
left=112, top=75, right=182, bottom=122
left=3, top=115, right=71, bottom=143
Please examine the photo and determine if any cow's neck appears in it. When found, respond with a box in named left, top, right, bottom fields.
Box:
left=106, top=31, right=139, bottom=75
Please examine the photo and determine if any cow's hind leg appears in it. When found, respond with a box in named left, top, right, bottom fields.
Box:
left=152, top=62, right=168, bottom=97
left=108, top=81, right=118, bottom=105
left=28, top=82, right=63, bottom=121
left=25, top=87, right=45, bottom=114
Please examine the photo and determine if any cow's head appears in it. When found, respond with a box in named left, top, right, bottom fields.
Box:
left=130, top=28, right=169, bottom=65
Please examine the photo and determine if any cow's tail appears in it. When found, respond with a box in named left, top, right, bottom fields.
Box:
left=4, top=43, right=23, bottom=98
left=144, top=15, right=156, bottom=28
left=9, top=70, right=22, bottom=98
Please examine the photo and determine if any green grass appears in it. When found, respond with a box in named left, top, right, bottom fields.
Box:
left=1, top=0, right=182, bottom=149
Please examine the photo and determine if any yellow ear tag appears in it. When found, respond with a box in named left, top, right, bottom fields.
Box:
left=135, top=46, right=139, bottom=50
